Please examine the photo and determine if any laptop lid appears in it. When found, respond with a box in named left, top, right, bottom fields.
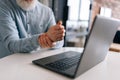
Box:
left=75, top=15, right=120, bottom=77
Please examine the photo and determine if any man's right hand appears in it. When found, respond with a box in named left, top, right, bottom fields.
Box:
left=46, top=24, right=65, bottom=42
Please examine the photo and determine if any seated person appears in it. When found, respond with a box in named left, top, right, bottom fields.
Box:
left=0, top=0, right=65, bottom=58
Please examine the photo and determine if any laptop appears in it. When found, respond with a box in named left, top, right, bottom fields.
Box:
left=32, top=15, right=120, bottom=78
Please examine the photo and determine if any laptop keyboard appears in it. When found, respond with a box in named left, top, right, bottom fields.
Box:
left=45, top=54, right=81, bottom=71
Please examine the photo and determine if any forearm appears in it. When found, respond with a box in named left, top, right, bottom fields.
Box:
left=7, top=34, right=40, bottom=53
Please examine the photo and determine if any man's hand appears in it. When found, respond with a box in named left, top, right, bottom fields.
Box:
left=38, top=33, right=56, bottom=48
left=46, top=23, right=65, bottom=42
left=38, top=21, right=65, bottom=48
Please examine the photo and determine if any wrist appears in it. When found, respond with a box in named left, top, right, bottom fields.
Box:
left=38, top=33, right=56, bottom=48
left=38, top=34, right=44, bottom=47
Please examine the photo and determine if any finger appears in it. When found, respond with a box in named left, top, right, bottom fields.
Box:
left=55, top=34, right=65, bottom=41
left=53, top=28, right=65, bottom=36
left=53, top=42, right=56, bottom=46
left=56, top=29, right=65, bottom=35
left=42, top=35, right=50, bottom=48
left=40, top=34, right=50, bottom=48
left=57, top=33, right=65, bottom=37
left=44, top=36, right=52, bottom=48
left=54, top=30, right=65, bottom=38
left=55, top=25, right=64, bottom=30
left=59, top=25, right=64, bottom=29
left=57, top=20, right=62, bottom=25
left=52, top=33, right=65, bottom=41
left=45, top=36, right=53, bottom=47
left=40, top=35, right=46, bottom=48
left=56, top=36, right=64, bottom=41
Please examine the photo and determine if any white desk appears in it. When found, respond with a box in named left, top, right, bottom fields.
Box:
left=0, top=47, right=120, bottom=80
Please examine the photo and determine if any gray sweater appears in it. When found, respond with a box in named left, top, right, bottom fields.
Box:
left=0, top=0, right=63, bottom=58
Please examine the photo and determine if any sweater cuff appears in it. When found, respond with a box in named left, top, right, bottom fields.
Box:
left=30, top=34, right=40, bottom=49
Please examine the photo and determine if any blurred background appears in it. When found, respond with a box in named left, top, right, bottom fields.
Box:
left=39, top=0, right=120, bottom=48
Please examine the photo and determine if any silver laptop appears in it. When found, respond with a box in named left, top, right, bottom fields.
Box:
left=32, top=15, right=120, bottom=78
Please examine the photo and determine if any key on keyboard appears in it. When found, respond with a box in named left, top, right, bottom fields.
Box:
left=45, top=54, right=80, bottom=71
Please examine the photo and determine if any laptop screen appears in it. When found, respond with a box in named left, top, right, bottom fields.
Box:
left=75, top=15, right=120, bottom=77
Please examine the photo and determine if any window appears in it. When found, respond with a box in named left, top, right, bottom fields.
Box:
left=68, top=0, right=79, bottom=20
left=67, top=0, right=91, bottom=28
left=79, top=0, right=90, bottom=20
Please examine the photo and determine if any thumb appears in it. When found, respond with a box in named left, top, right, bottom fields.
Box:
left=57, top=20, right=62, bottom=25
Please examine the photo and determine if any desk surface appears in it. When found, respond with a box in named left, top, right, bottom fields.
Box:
left=0, top=47, right=120, bottom=80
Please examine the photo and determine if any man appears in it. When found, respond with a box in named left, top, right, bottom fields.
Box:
left=0, top=0, right=65, bottom=58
